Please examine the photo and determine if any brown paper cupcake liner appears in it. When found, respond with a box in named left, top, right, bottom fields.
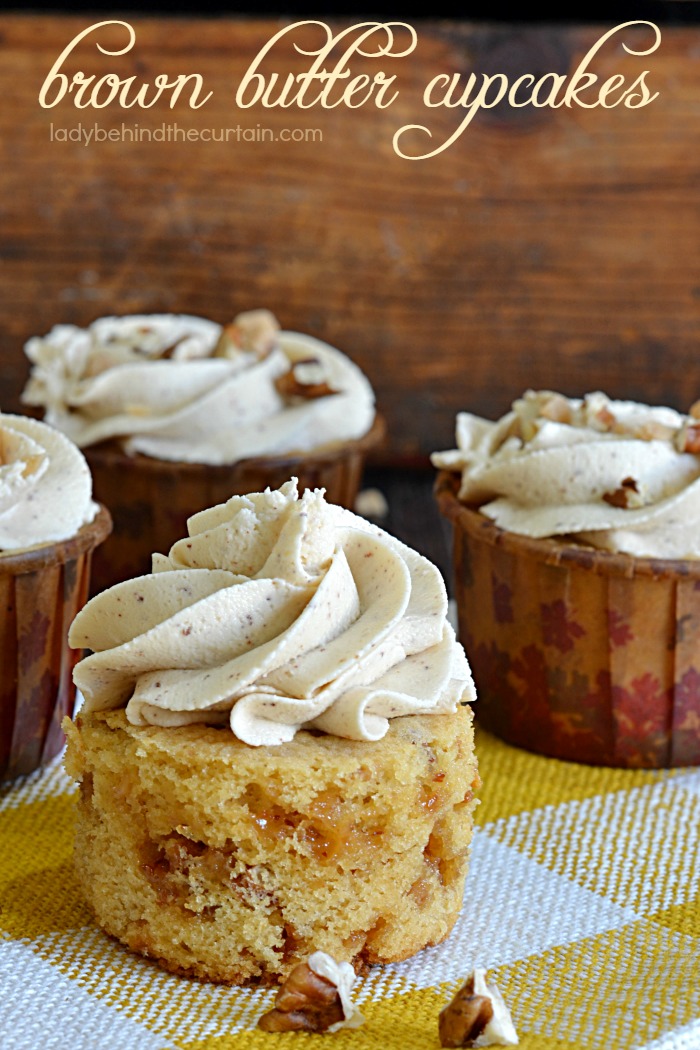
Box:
left=435, top=470, right=700, bottom=768
left=85, top=414, right=386, bottom=592
left=0, top=505, right=112, bottom=782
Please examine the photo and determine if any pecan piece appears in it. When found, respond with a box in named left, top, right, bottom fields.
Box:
left=275, top=358, right=339, bottom=401
left=677, top=422, right=700, bottom=454
left=594, top=405, right=617, bottom=431
left=257, top=952, right=364, bottom=1034
left=439, top=970, right=518, bottom=1048
left=602, top=476, right=645, bottom=509
left=439, top=976, right=493, bottom=1048
left=258, top=963, right=344, bottom=1032
left=155, top=338, right=187, bottom=360
left=538, top=393, right=572, bottom=425
left=582, top=393, right=618, bottom=432
left=215, top=308, right=280, bottom=359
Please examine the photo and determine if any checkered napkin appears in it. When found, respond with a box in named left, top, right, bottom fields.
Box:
left=1, top=729, right=699, bottom=1050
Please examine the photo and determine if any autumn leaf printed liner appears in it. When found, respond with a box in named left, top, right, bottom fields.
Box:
left=0, top=507, right=111, bottom=781
left=436, top=471, right=700, bottom=768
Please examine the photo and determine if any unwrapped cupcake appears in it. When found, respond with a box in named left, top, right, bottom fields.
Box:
left=23, top=311, right=383, bottom=589
left=433, top=389, right=700, bottom=768
left=0, top=412, right=110, bottom=780
left=63, top=478, right=478, bottom=984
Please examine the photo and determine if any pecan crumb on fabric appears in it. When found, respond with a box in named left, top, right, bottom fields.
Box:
left=439, top=969, right=518, bottom=1048
left=602, top=476, right=645, bottom=509
left=257, top=952, right=364, bottom=1034
left=439, top=982, right=493, bottom=1047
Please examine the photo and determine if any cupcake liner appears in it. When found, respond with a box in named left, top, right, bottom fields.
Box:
left=85, top=414, right=386, bottom=592
left=0, top=506, right=112, bottom=781
left=435, top=470, right=700, bottom=768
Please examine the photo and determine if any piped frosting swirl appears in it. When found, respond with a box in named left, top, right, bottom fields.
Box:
left=432, top=390, right=700, bottom=557
left=70, top=479, right=474, bottom=745
left=0, top=413, right=97, bottom=552
left=23, top=311, right=375, bottom=465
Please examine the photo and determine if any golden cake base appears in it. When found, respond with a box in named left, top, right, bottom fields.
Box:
left=64, top=705, right=478, bottom=985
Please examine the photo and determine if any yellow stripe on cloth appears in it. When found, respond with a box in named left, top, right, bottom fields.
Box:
left=475, top=727, right=670, bottom=825
left=493, top=922, right=700, bottom=1049
left=0, top=793, right=89, bottom=939
left=648, top=895, right=700, bottom=937
left=482, top=774, right=700, bottom=915
left=177, top=985, right=592, bottom=1050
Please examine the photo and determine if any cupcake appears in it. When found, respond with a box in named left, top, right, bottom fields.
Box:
left=0, top=412, right=110, bottom=781
left=23, top=311, right=383, bottom=590
left=63, top=479, right=478, bottom=985
left=433, top=389, right=700, bottom=769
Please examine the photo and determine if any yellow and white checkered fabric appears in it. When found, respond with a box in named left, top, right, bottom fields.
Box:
left=1, top=729, right=699, bottom=1050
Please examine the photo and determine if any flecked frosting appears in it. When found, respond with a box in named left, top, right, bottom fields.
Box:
left=432, top=389, right=700, bottom=558
left=0, top=412, right=97, bottom=552
left=70, top=479, right=474, bottom=745
left=23, top=311, right=376, bottom=465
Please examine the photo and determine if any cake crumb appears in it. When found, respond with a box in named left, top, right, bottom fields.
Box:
left=354, top=488, right=389, bottom=521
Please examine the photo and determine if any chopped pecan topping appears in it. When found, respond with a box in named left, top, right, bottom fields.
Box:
left=677, top=422, right=700, bottom=454
left=215, top=309, right=280, bottom=359
left=593, top=405, right=617, bottom=431
left=603, top=476, right=644, bottom=509
left=155, top=339, right=187, bottom=360
left=538, top=393, right=573, bottom=424
left=275, top=358, right=339, bottom=401
left=439, top=974, right=494, bottom=1048
left=513, top=417, right=537, bottom=443
left=257, top=962, right=345, bottom=1033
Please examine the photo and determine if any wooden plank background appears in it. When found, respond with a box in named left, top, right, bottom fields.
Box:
left=1, top=15, right=699, bottom=465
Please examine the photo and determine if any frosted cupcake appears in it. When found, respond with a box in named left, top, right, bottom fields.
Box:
left=63, top=479, right=478, bottom=984
left=0, top=413, right=110, bottom=780
left=23, top=311, right=383, bottom=589
left=434, top=390, right=700, bottom=768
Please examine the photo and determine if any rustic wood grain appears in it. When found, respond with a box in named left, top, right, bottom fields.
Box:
left=1, top=15, right=699, bottom=464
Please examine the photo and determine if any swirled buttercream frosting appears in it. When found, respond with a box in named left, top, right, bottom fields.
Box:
left=23, top=311, right=375, bottom=465
left=432, top=390, right=700, bottom=557
left=70, top=479, right=474, bottom=745
left=0, top=413, right=97, bottom=552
